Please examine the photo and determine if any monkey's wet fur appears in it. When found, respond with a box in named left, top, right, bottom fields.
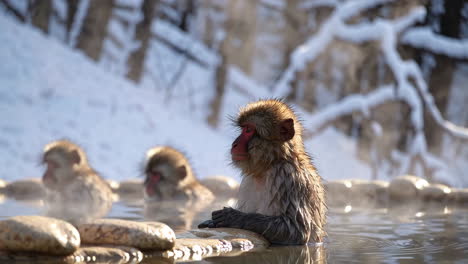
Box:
left=199, top=99, right=326, bottom=245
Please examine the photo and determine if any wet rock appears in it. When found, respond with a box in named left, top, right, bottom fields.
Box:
left=352, top=180, right=389, bottom=205
left=77, top=219, right=175, bottom=250
left=4, top=178, right=46, bottom=200
left=388, top=175, right=429, bottom=201
left=0, top=215, right=80, bottom=255
left=74, top=245, right=143, bottom=263
left=179, top=228, right=269, bottom=249
left=172, top=228, right=268, bottom=259
left=200, top=176, right=240, bottom=198
left=0, top=179, right=6, bottom=192
left=0, top=251, right=78, bottom=264
left=421, top=184, right=451, bottom=201
left=452, top=189, right=468, bottom=203
left=115, top=179, right=143, bottom=200
left=144, top=228, right=268, bottom=261
left=106, top=179, right=120, bottom=191
left=324, top=180, right=353, bottom=206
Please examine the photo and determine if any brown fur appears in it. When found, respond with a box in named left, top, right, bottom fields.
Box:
left=144, top=146, right=214, bottom=202
left=144, top=146, right=215, bottom=231
left=42, top=140, right=113, bottom=224
left=199, top=99, right=326, bottom=244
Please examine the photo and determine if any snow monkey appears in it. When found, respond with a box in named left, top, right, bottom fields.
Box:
left=42, top=140, right=113, bottom=224
left=143, top=146, right=215, bottom=230
left=199, top=99, right=327, bottom=245
left=143, top=146, right=214, bottom=202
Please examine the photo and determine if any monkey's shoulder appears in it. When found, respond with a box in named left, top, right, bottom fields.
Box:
left=266, top=163, right=323, bottom=206
left=65, top=170, right=112, bottom=198
left=182, top=181, right=214, bottom=201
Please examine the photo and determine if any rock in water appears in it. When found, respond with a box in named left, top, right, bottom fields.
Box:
left=388, top=175, right=429, bottom=201
left=4, top=178, right=46, bottom=200
left=421, top=183, right=451, bottom=201
left=115, top=179, right=143, bottom=200
left=77, top=219, right=175, bottom=250
left=200, top=176, right=240, bottom=198
left=74, top=245, right=143, bottom=263
left=0, top=215, right=80, bottom=255
left=0, top=179, right=6, bottom=192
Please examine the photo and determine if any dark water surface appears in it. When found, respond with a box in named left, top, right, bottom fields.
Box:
left=1, top=198, right=468, bottom=264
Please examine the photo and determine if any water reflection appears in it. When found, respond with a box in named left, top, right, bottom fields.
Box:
left=1, top=197, right=468, bottom=263
left=204, top=244, right=326, bottom=263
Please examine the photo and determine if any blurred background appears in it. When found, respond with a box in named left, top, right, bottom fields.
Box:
left=0, top=0, right=467, bottom=187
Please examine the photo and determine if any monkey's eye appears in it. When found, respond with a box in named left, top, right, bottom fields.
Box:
left=47, top=160, right=59, bottom=168
left=243, top=125, right=255, bottom=135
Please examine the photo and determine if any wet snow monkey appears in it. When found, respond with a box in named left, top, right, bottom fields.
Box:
left=143, top=146, right=214, bottom=202
left=42, top=140, right=113, bottom=224
left=199, top=99, right=326, bottom=245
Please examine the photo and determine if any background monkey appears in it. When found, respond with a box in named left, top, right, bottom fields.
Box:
left=143, top=146, right=214, bottom=230
left=199, top=99, right=326, bottom=245
left=143, top=146, right=214, bottom=202
left=42, top=140, right=113, bottom=224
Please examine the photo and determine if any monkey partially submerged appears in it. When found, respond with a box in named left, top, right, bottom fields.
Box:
left=143, top=146, right=214, bottom=202
left=143, top=146, right=214, bottom=230
left=199, top=99, right=327, bottom=245
left=42, top=140, right=113, bottom=224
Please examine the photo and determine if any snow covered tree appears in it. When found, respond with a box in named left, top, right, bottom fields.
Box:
left=29, top=0, right=53, bottom=33
left=273, top=0, right=468, bottom=183
left=76, top=0, right=114, bottom=61
left=126, top=0, right=158, bottom=82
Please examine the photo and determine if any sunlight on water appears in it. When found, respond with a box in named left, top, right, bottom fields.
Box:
left=1, top=198, right=468, bottom=263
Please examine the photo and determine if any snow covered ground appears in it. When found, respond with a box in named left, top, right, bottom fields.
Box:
left=0, top=13, right=372, bottom=183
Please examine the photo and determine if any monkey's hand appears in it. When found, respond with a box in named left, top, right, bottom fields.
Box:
left=211, top=207, right=244, bottom=228
left=198, top=219, right=216, bottom=228
left=197, top=207, right=245, bottom=229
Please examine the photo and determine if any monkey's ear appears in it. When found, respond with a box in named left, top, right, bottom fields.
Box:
left=176, top=165, right=188, bottom=180
left=279, top=118, right=295, bottom=141
left=69, top=150, right=81, bottom=164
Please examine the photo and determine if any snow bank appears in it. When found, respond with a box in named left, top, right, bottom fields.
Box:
left=0, top=13, right=239, bottom=182
left=402, top=27, right=468, bottom=59
left=0, top=13, right=372, bottom=184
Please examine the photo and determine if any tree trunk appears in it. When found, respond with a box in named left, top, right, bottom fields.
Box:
left=207, top=38, right=228, bottom=127
left=423, top=0, right=463, bottom=154
left=75, top=0, right=114, bottom=61
left=126, top=0, right=158, bottom=82
left=29, top=0, right=52, bottom=33
left=65, top=0, right=79, bottom=42
left=179, top=0, right=194, bottom=32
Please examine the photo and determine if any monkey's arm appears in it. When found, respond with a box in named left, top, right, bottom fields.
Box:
left=198, top=207, right=307, bottom=245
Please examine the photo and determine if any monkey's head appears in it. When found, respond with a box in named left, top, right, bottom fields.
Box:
left=42, top=140, right=87, bottom=190
left=231, top=99, right=303, bottom=174
left=144, top=146, right=192, bottom=200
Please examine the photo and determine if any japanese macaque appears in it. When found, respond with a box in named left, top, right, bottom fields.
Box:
left=42, top=140, right=113, bottom=224
left=143, top=146, right=214, bottom=202
left=199, top=99, right=327, bottom=245
left=143, top=146, right=215, bottom=231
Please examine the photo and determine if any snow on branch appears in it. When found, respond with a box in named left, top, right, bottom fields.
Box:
left=401, top=27, right=468, bottom=59
left=274, top=0, right=396, bottom=97
left=300, top=0, right=340, bottom=10
left=304, top=85, right=395, bottom=135
left=273, top=0, right=468, bottom=180
left=275, top=0, right=468, bottom=141
left=152, top=19, right=220, bottom=67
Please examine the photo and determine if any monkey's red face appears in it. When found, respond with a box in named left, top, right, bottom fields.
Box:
left=144, top=171, right=161, bottom=197
left=231, top=123, right=256, bottom=161
left=42, top=159, right=60, bottom=189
